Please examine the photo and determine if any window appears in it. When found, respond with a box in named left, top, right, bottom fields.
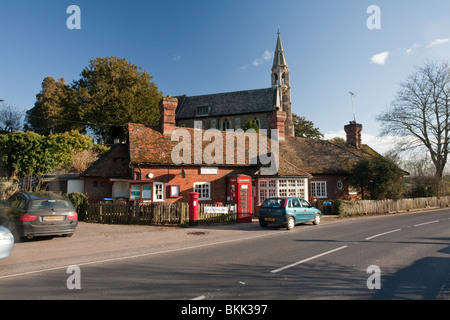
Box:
left=222, top=118, right=230, bottom=131
left=130, top=185, right=143, bottom=201
left=311, top=181, right=327, bottom=198
left=258, top=178, right=307, bottom=204
left=337, top=180, right=343, bottom=190
left=129, top=184, right=155, bottom=201
left=194, top=182, right=211, bottom=200
left=153, top=182, right=164, bottom=202
left=195, top=106, right=209, bottom=116
left=254, top=117, right=260, bottom=129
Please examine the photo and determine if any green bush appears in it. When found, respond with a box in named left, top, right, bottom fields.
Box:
left=66, top=192, right=89, bottom=221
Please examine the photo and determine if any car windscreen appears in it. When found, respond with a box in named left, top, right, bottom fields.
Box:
left=261, top=198, right=285, bottom=208
left=29, top=199, right=74, bottom=211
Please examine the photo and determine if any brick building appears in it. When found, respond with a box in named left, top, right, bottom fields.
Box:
left=80, top=31, right=388, bottom=212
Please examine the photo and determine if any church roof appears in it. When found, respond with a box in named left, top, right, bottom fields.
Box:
left=175, top=87, right=277, bottom=120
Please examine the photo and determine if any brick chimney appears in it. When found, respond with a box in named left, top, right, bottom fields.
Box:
left=268, top=110, right=287, bottom=141
left=159, top=96, right=178, bottom=136
left=344, top=121, right=363, bottom=148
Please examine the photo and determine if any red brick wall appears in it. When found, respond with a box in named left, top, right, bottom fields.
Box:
left=84, top=177, right=113, bottom=203
left=134, top=165, right=249, bottom=204
left=310, top=175, right=361, bottom=201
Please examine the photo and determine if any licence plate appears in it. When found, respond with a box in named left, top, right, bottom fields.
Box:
left=43, top=216, right=64, bottom=222
left=265, top=217, right=276, bottom=222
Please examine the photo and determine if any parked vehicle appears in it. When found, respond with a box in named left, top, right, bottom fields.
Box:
left=0, top=192, right=78, bottom=240
left=259, top=197, right=321, bottom=230
left=0, top=226, right=14, bottom=259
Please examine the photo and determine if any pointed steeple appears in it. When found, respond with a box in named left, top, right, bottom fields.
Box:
left=273, top=28, right=287, bottom=67
left=271, top=28, right=294, bottom=138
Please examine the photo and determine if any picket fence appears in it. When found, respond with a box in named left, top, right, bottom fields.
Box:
left=339, top=196, right=450, bottom=217
left=85, top=202, right=236, bottom=225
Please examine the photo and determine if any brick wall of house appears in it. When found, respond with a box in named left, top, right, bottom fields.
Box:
left=134, top=165, right=249, bottom=204
left=310, top=175, right=360, bottom=201
left=84, top=177, right=113, bottom=203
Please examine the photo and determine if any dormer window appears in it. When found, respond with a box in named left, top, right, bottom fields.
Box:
left=195, top=106, right=209, bottom=116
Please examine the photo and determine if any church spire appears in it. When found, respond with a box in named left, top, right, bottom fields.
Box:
left=271, top=29, right=294, bottom=138
left=273, top=28, right=287, bottom=67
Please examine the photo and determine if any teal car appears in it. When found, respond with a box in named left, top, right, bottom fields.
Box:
left=259, top=197, right=321, bottom=230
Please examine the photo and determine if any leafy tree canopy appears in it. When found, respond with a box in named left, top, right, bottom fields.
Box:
left=349, top=155, right=405, bottom=200
left=293, top=114, right=324, bottom=139
left=25, top=57, right=163, bottom=144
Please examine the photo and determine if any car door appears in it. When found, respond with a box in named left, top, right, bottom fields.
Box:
left=300, top=199, right=316, bottom=221
left=290, top=198, right=303, bottom=222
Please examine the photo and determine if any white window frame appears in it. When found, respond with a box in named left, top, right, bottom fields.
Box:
left=153, top=182, right=165, bottom=202
left=193, top=182, right=211, bottom=200
left=258, top=178, right=308, bottom=205
left=311, top=181, right=327, bottom=198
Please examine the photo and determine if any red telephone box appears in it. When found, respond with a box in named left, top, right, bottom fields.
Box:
left=228, top=175, right=253, bottom=223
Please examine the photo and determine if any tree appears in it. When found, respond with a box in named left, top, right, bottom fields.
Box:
left=25, top=77, right=82, bottom=135
left=0, top=131, right=55, bottom=178
left=242, top=119, right=259, bottom=133
left=74, top=57, right=162, bottom=143
left=293, top=113, right=324, bottom=139
left=349, top=155, right=405, bottom=200
left=377, top=60, right=450, bottom=179
left=0, top=102, right=22, bottom=132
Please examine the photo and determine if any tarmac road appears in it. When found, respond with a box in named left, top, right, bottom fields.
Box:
left=1, top=209, right=450, bottom=301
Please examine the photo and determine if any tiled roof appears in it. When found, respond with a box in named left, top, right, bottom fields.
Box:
left=175, top=88, right=276, bottom=120
left=82, top=144, right=131, bottom=178
left=85, top=124, right=380, bottom=179
left=128, top=123, right=277, bottom=168
left=279, top=136, right=380, bottom=175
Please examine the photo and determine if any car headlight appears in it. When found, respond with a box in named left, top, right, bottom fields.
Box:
left=0, top=232, right=14, bottom=241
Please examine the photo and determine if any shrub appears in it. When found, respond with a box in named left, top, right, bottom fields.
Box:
left=66, top=192, right=89, bottom=221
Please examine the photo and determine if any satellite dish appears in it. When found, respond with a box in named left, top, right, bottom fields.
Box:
left=147, top=173, right=154, bottom=179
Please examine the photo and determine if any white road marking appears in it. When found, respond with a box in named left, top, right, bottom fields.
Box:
left=364, top=229, right=402, bottom=241
left=413, top=220, right=440, bottom=227
left=271, top=245, right=348, bottom=274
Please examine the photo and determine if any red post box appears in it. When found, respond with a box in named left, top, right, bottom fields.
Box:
left=189, top=192, right=199, bottom=226
left=227, top=175, right=253, bottom=223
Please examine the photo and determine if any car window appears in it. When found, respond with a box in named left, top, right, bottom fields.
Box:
left=10, top=195, right=27, bottom=210
left=261, top=198, right=285, bottom=208
left=5, top=195, right=17, bottom=206
left=291, top=199, right=301, bottom=207
left=30, top=200, right=73, bottom=210
left=300, top=199, right=311, bottom=207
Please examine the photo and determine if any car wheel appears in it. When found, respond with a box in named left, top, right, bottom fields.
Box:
left=286, top=216, right=295, bottom=230
left=313, top=213, right=321, bottom=225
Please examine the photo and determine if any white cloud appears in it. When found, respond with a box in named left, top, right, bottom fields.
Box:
left=405, top=43, right=420, bottom=54
left=427, top=38, right=450, bottom=48
left=370, top=51, right=390, bottom=65
left=172, top=54, right=182, bottom=61
left=253, top=50, right=273, bottom=67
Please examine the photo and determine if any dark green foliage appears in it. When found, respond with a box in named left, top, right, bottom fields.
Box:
left=66, top=192, right=89, bottom=221
left=349, top=156, right=405, bottom=200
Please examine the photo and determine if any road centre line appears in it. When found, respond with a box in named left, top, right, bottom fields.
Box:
left=413, top=220, right=440, bottom=227
left=271, top=245, right=348, bottom=274
left=364, top=229, right=402, bottom=241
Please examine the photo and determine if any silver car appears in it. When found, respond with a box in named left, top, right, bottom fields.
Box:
left=0, top=225, right=14, bottom=259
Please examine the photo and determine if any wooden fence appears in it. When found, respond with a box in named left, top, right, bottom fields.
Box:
left=338, top=196, right=450, bottom=217
left=85, top=202, right=236, bottom=225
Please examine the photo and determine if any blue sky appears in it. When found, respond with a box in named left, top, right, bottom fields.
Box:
left=1, top=0, right=450, bottom=154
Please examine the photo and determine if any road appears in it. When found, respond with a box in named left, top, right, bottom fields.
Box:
left=0, top=208, right=450, bottom=302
